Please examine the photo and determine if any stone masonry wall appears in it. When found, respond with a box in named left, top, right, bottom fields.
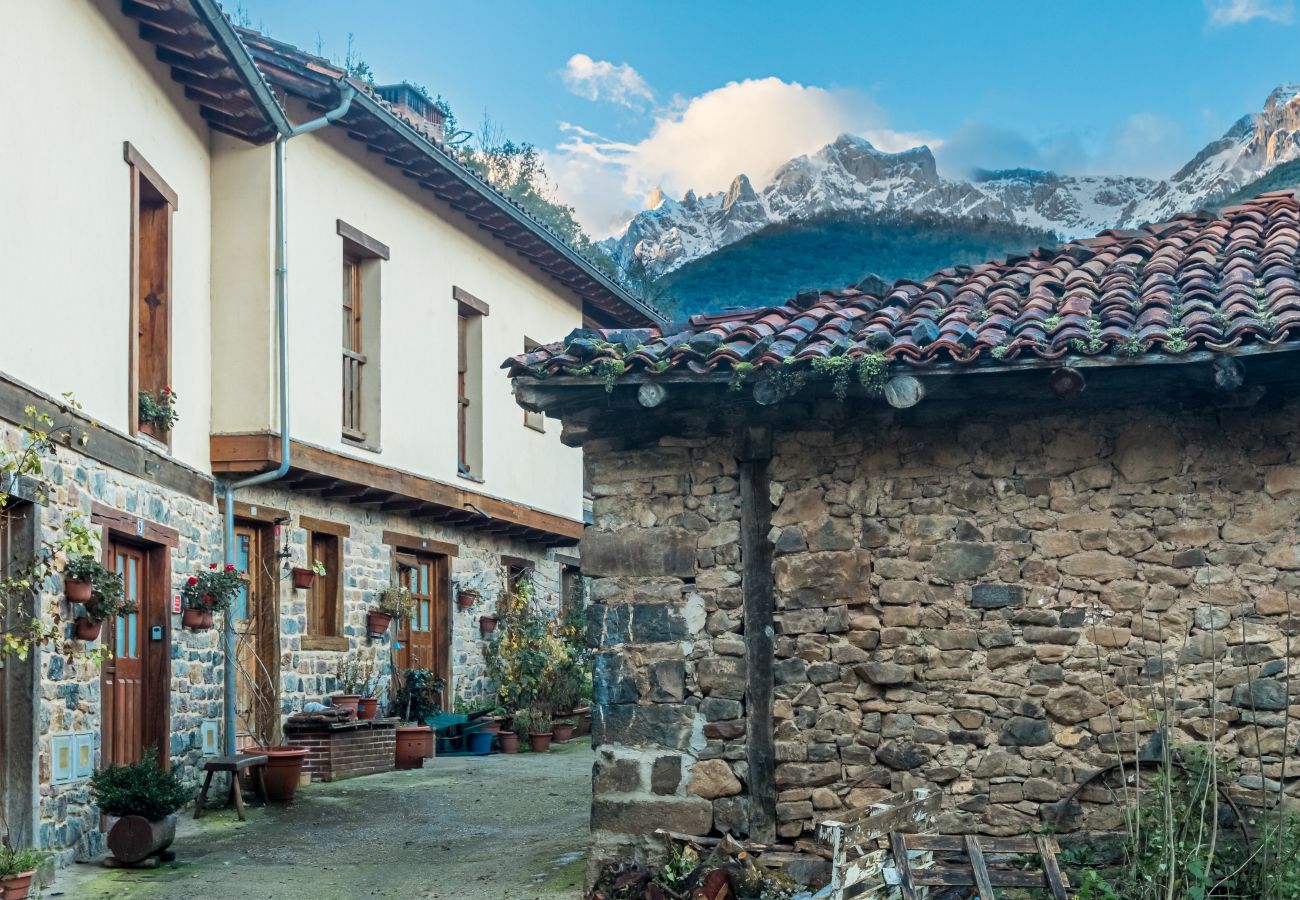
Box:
left=0, top=421, right=224, bottom=864
left=582, top=396, right=1300, bottom=861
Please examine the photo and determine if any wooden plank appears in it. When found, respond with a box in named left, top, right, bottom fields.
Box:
left=91, top=501, right=179, bottom=547
left=890, top=832, right=919, bottom=900
left=965, top=835, right=996, bottom=900
left=912, top=869, right=1049, bottom=888
left=738, top=423, right=776, bottom=843
left=299, top=515, right=350, bottom=538
left=824, top=790, right=940, bottom=846
left=336, top=219, right=390, bottom=260
left=453, top=285, right=490, bottom=317
left=381, top=530, right=458, bottom=557
left=216, top=499, right=289, bottom=524
left=904, top=834, right=1039, bottom=853
left=1036, top=836, right=1069, bottom=900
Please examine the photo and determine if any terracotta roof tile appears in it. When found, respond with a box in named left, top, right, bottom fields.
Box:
left=506, top=191, right=1300, bottom=383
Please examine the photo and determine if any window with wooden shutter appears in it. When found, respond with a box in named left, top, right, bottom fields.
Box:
left=306, top=532, right=342, bottom=641
left=126, top=143, right=177, bottom=442
left=454, top=287, right=487, bottom=479
left=341, top=253, right=365, bottom=441
left=337, top=221, right=387, bottom=448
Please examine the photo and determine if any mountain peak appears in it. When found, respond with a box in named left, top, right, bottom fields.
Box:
left=646, top=186, right=668, bottom=210
left=1265, top=83, right=1300, bottom=110
left=723, top=174, right=759, bottom=210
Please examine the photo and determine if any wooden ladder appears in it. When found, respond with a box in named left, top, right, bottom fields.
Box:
left=888, top=833, right=1069, bottom=900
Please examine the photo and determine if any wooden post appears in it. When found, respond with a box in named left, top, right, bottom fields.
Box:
left=737, top=424, right=776, bottom=842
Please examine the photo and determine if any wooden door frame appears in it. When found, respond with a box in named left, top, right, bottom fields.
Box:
left=233, top=518, right=281, bottom=746
left=391, top=550, right=452, bottom=707
left=93, top=506, right=175, bottom=770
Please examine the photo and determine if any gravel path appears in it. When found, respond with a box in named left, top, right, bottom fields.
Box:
left=52, top=738, right=592, bottom=900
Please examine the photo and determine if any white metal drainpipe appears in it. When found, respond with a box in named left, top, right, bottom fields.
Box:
left=220, top=81, right=356, bottom=756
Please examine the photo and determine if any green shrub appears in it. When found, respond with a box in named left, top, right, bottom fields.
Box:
left=0, top=845, right=45, bottom=878
left=393, top=668, right=443, bottom=724
left=90, top=748, right=191, bottom=820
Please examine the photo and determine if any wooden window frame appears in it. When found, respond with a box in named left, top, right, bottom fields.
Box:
left=302, top=527, right=346, bottom=652
left=456, top=287, right=487, bottom=481
left=338, top=221, right=386, bottom=449
left=501, top=554, right=533, bottom=597
left=125, top=142, right=177, bottom=448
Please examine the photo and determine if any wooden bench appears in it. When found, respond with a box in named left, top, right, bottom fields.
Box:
left=194, top=753, right=268, bottom=822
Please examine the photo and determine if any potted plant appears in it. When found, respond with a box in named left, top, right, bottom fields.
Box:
left=479, top=614, right=498, bottom=635
left=75, top=568, right=131, bottom=640
left=137, top=386, right=179, bottom=436
left=331, top=654, right=362, bottom=716
left=63, top=554, right=100, bottom=604
left=356, top=659, right=379, bottom=720
left=0, top=845, right=45, bottom=900
left=497, top=728, right=520, bottom=754
left=368, top=584, right=413, bottom=638
left=179, top=563, right=242, bottom=630
left=91, top=748, right=190, bottom=866
left=291, top=559, right=326, bottom=590
left=393, top=668, right=442, bottom=769
left=456, top=586, right=480, bottom=609
left=552, top=718, right=576, bottom=744
left=519, top=707, right=553, bottom=753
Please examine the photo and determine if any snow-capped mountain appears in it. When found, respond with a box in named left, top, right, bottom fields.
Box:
left=604, top=85, right=1300, bottom=281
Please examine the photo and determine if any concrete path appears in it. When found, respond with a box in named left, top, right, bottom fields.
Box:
left=52, top=738, right=592, bottom=900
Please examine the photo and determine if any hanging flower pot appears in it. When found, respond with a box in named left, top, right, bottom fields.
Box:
left=366, top=609, right=394, bottom=638
left=291, top=567, right=316, bottom=590
left=181, top=607, right=212, bottom=630
left=456, top=588, right=480, bottom=609
left=478, top=614, right=497, bottom=636
left=74, top=616, right=101, bottom=641
left=64, top=576, right=93, bottom=603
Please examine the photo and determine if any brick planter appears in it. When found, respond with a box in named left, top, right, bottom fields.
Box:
left=284, top=717, right=399, bottom=782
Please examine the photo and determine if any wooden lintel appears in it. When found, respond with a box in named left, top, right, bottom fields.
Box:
left=218, top=499, right=290, bottom=524
left=381, top=530, right=459, bottom=558
left=91, top=501, right=180, bottom=548
left=298, top=515, right=350, bottom=538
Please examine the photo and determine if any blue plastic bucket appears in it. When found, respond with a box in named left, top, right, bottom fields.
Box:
left=467, top=730, right=494, bottom=755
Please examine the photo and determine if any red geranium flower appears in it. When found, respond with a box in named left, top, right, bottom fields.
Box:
left=209, top=562, right=217, bottom=569
left=225, top=564, right=237, bottom=572
left=187, top=576, right=199, bottom=585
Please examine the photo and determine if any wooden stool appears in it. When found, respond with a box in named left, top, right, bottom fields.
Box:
left=194, top=754, right=268, bottom=821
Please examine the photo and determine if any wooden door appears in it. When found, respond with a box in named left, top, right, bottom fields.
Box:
left=233, top=524, right=277, bottom=748
left=103, top=543, right=146, bottom=766
left=394, top=555, right=448, bottom=706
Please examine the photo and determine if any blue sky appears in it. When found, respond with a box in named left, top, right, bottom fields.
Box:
left=235, top=0, right=1299, bottom=235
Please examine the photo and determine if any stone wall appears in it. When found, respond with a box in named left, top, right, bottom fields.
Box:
left=0, top=421, right=224, bottom=863
left=582, top=395, right=1300, bottom=863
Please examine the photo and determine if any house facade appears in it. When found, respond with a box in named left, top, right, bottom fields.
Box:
left=0, top=0, right=655, bottom=864
left=509, top=192, right=1300, bottom=870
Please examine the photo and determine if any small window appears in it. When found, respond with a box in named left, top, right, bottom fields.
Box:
left=502, top=554, right=532, bottom=598
left=337, top=221, right=386, bottom=448
left=522, top=338, right=545, bottom=433
left=455, top=287, right=487, bottom=479
left=307, top=531, right=342, bottom=639
left=126, top=143, right=177, bottom=443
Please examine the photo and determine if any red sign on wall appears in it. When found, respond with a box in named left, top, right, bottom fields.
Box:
left=172, top=594, right=182, bottom=614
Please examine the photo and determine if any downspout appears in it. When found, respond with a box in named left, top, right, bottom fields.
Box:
left=221, top=81, right=356, bottom=756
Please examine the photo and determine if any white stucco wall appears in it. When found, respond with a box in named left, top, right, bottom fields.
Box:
left=0, top=0, right=215, bottom=473
left=210, top=111, right=585, bottom=520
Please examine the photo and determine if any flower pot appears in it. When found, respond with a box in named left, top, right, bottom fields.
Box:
left=480, top=719, right=502, bottom=736
left=366, top=609, right=394, bottom=638
left=331, top=694, right=361, bottom=716
left=478, top=615, right=497, bottom=635
left=0, top=870, right=37, bottom=900
left=498, top=731, right=519, bottom=754
left=456, top=589, right=479, bottom=609
left=552, top=722, right=575, bottom=743
left=74, top=615, right=101, bottom=641
left=357, top=697, right=378, bottom=720
left=395, top=725, right=434, bottom=769
left=578, top=712, right=593, bottom=737
left=291, top=567, right=316, bottom=590
left=64, top=576, right=93, bottom=603
left=528, top=732, right=553, bottom=753
left=253, top=747, right=309, bottom=802
left=467, top=730, right=495, bottom=755
left=181, top=607, right=212, bottom=630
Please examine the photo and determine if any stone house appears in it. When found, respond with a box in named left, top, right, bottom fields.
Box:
left=508, top=191, right=1300, bottom=866
left=1, top=0, right=656, bottom=865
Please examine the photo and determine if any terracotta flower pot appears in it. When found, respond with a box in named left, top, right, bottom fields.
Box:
left=291, top=567, right=316, bottom=590
left=480, top=719, right=502, bottom=736
left=395, top=725, right=434, bottom=769
left=456, top=589, right=478, bottom=609
left=0, top=870, right=37, bottom=900
left=552, top=722, right=575, bottom=743
left=181, top=607, right=212, bottom=630
left=579, top=712, right=593, bottom=737
left=528, top=732, right=553, bottom=753
left=64, top=576, right=93, bottom=603
left=498, top=731, right=519, bottom=754
left=331, top=694, right=361, bottom=716
left=253, top=746, right=309, bottom=802
left=357, top=697, right=378, bottom=720
left=366, top=609, right=393, bottom=638
left=478, top=615, right=497, bottom=635
left=74, top=615, right=101, bottom=641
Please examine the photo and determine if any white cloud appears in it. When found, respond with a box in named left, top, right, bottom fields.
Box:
left=561, top=53, right=655, bottom=109
left=1205, top=0, right=1294, bottom=26
left=547, top=76, right=930, bottom=236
